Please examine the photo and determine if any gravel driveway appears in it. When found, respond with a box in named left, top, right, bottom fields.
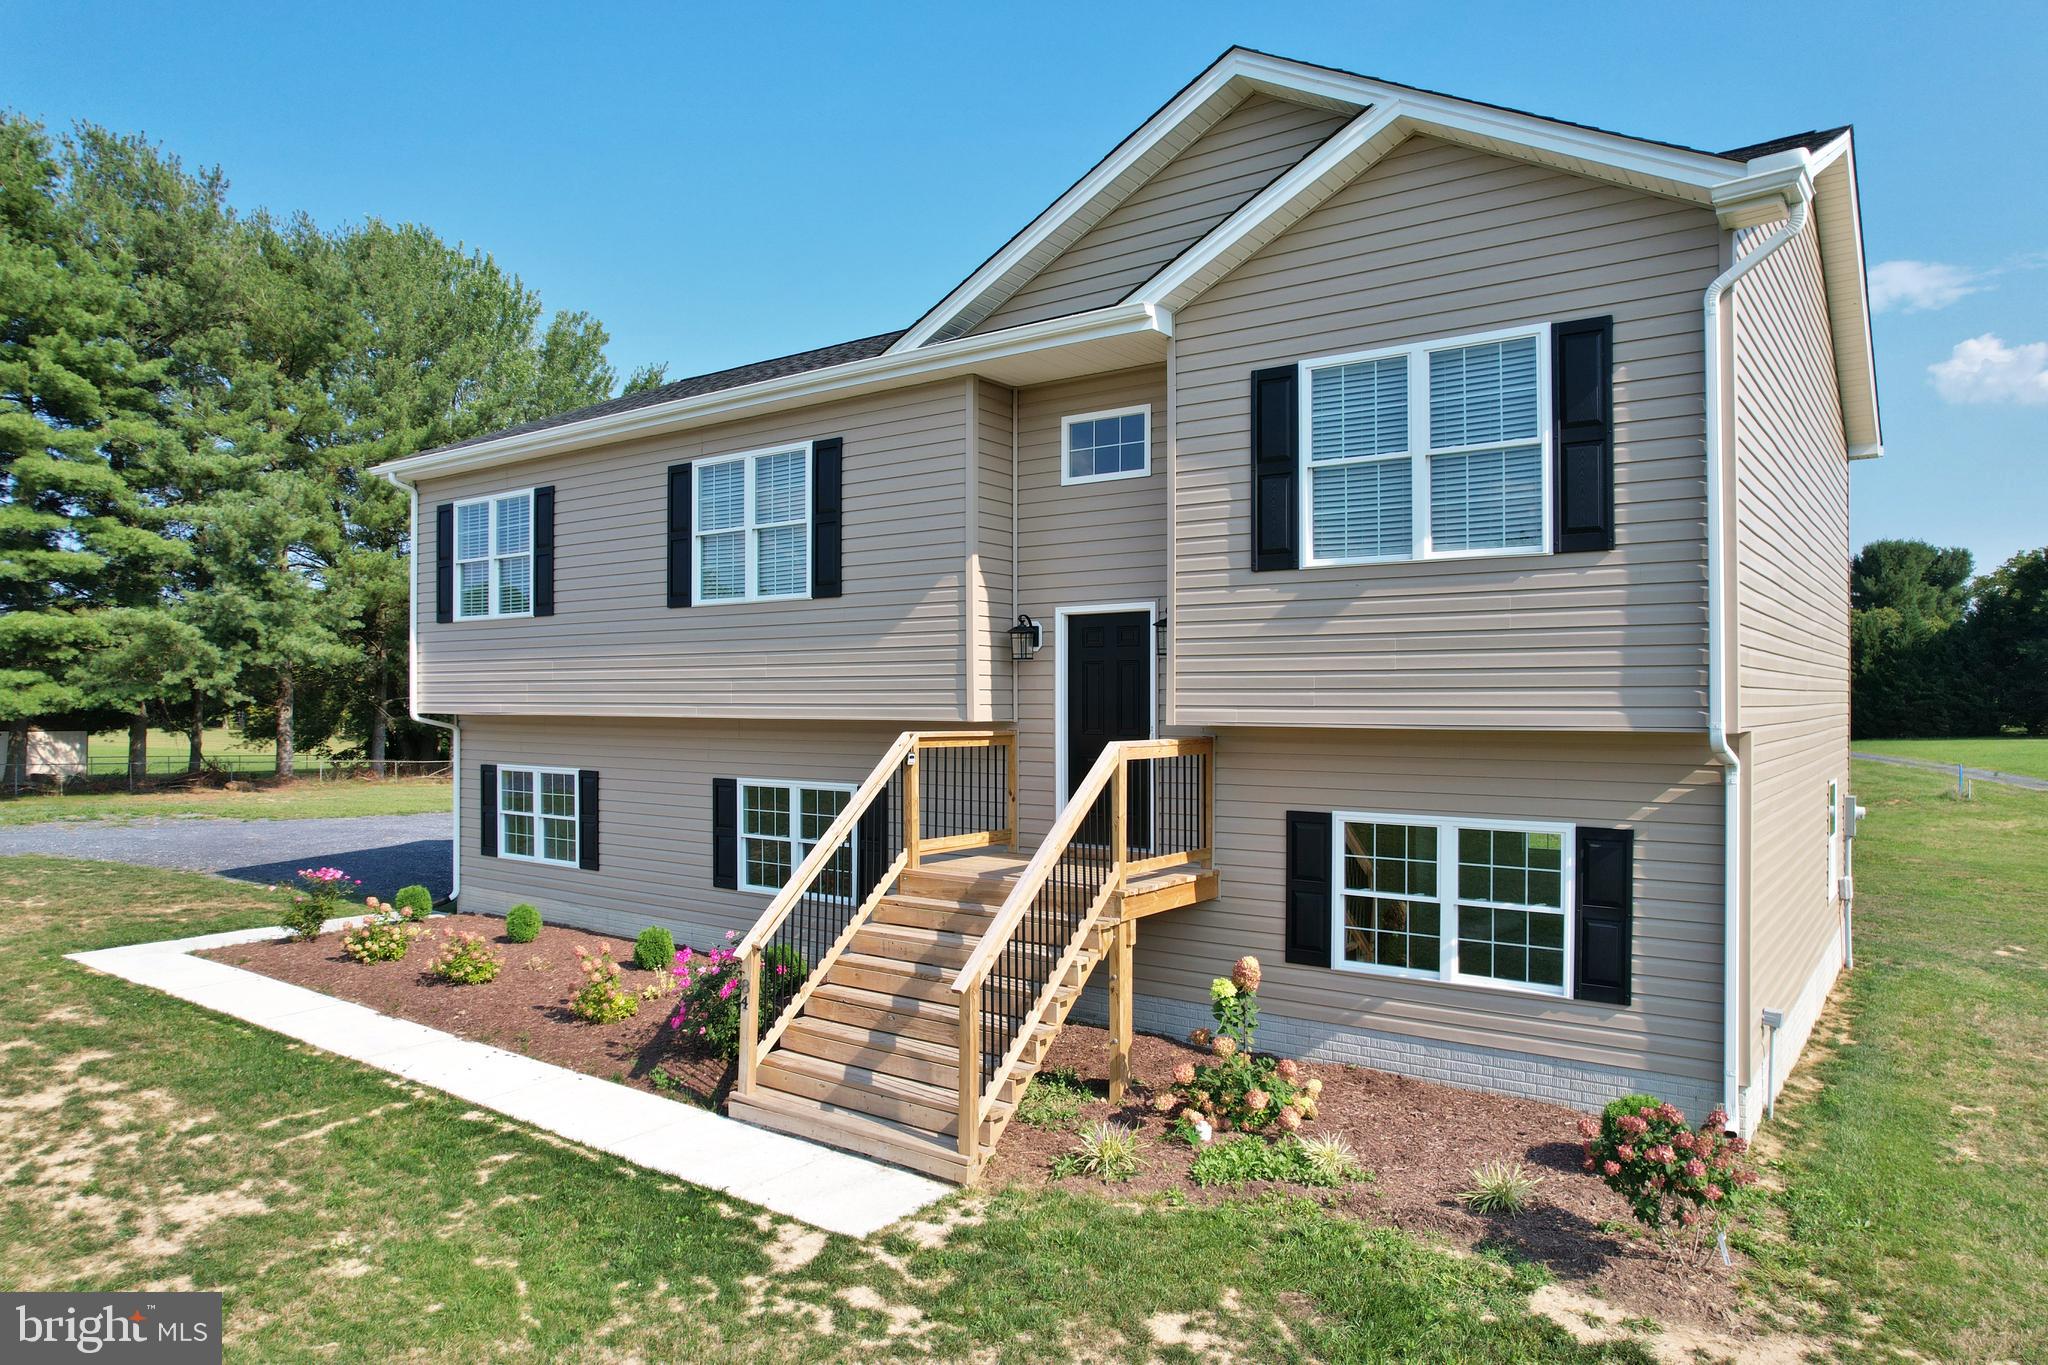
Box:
left=0, top=813, right=453, bottom=902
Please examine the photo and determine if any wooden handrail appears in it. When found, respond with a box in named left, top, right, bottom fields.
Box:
left=735, top=729, right=916, bottom=958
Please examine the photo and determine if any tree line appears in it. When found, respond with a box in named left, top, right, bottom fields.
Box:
left=1851, top=539, right=2048, bottom=738
left=1, top=114, right=666, bottom=782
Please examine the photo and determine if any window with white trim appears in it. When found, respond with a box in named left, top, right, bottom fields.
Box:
left=739, top=779, right=855, bottom=894
left=1334, top=812, right=1572, bottom=996
left=500, top=765, right=577, bottom=865
left=455, top=491, right=534, bottom=618
left=1062, top=405, right=1150, bottom=484
left=695, top=443, right=811, bottom=603
left=1302, top=326, right=1549, bottom=565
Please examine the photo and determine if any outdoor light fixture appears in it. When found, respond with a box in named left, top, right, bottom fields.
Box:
left=1155, top=616, right=1169, bottom=658
left=1009, top=614, right=1043, bottom=662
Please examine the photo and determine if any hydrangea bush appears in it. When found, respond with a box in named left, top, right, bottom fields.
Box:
left=1161, top=956, right=1321, bottom=1135
left=1580, top=1094, right=1759, bottom=1250
left=429, top=930, right=503, bottom=985
left=570, top=944, right=639, bottom=1023
left=340, top=912, right=424, bottom=964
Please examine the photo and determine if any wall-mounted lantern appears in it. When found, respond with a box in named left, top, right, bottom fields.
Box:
left=1155, top=615, right=1169, bottom=658
left=1009, top=614, right=1043, bottom=662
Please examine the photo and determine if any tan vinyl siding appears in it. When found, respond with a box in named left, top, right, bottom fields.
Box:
left=971, top=379, right=1018, bottom=722
left=1730, top=219, right=1850, bottom=1078
left=1170, top=135, right=1723, bottom=732
left=457, top=716, right=904, bottom=948
left=414, top=381, right=973, bottom=721
left=1012, top=366, right=1171, bottom=839
left=1138, top=727, right=1724, bottom=1084
left=972, top=94, right=1348, bottom=335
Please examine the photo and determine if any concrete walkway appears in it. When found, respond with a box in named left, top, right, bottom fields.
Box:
left=1852, top=751, right=2048, bottom=792
left=67, top=922, right=948, bottom=1238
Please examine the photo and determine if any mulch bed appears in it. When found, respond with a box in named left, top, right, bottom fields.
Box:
left=198, top=914, right=732, bottom=1106
left=204, top=915, right=1744, bottom=1329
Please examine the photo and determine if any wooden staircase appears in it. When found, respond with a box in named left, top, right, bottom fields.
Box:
left=725, top=732, right=1218, bottom=1184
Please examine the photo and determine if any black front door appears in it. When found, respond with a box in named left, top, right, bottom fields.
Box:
left=1066, top=611, right=1151, bottom=848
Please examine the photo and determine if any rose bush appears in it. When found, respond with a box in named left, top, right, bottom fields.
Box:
left=667, top=934, right=807, bottom=1059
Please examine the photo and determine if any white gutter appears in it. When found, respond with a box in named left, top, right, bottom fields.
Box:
left=1703, top=151, right=1814, bottom=1131
left=382, top=470, right=460, bottom=903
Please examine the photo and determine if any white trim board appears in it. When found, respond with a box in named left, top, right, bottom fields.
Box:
left=1051, top=601, right=1160, bottom=807
left=66, top=925, right=947, bottom=1237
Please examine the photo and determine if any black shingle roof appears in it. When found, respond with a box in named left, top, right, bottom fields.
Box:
left=1717, top=126, right=1851, bottom=163
left=415, top=329, right=906, bottom=459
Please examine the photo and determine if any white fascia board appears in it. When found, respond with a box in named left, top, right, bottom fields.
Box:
left=370, top=302, right=1169, bottom=483
left=886, top=57, right=1264, bottom=354
left=1809, top=138, right=1882, bottom=456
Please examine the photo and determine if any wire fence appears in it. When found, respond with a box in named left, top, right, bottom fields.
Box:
left=5, top=757, right=452, bottom=797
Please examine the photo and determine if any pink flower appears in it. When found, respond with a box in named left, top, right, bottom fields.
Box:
left=1171, top=1062, right=1197, bottom=1087
left=1576, top=1117, right=1599, bottom=1139
left=717, top=978, right=737, bottom=1000
left=1674, top=1131, right=1695, bottom=1152
left=1244, top=1089, right=1270, bottom=1112
left=1277, top=1106, right=1302, bottom=1132
left=1684, top=1158, right=1707, bottom=1179
left=1274, top=1059, right=1302, bottom=1083
left=1231, top=956, right=1262, bottom=993
left=1704, top=1107, right=1729, bottom=1130
left=1619, top=1114, right=1648, bottom=1137
left=1582, top=1156, right=1595, bottom=1172
left=1704, top=1185, right=1723, bottom=1202
left=1210, top=1035, right=1238, bottom=1060
left=1649, top=1145, right=1676, bottom=1165
left=1602, top=1160, right=1621, bottom=1177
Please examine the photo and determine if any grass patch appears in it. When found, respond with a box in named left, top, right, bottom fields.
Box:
left=1014, top=1065, right=1092, bottom=1129
left=1742, top=762, right=2048, bottom=1358
left=0, top=776, right=451, bottom=827
left=0, top=854, right=1648, bottom=1361
left=1189, top=1135, right=1366, bottom=1189
left=1851, top=735, right=2048, bottom=780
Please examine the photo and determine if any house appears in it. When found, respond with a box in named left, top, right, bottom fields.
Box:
left=372, top=48, right=1878, bottom=1182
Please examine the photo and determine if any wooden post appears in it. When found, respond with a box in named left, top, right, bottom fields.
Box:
left=738, top=950, right=762, bottom=1097
left=904, top=749, right=922, bottom=868
left=1200, top=739, right=1216, bottom=864
left=1108, top=918, right=1136, bottom=1105
left=958, top=979, right=982, bottom=1158
left=1111, top=752, right=1129, bottom=878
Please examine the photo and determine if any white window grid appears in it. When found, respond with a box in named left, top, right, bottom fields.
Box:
left=1298, top=323, right=1553, bottom=568
left=694, top=442, right=813, bottom=604
left=499, top=765, right=578, bottom=867
left=1329, top=810, right=1576, bottom=1000
left=453, top=490, right=535, bottom=619
left=737, top=778, right=858, bottom=895
left=1060, top=404, right=1152, bottom=486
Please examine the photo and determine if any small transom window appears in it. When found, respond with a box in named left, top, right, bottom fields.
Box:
left=1062, top=406, right=1150, bottom=484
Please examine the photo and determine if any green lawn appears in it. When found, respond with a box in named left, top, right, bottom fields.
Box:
left=0, top=776, right=451, bottom=827
left=0, top=856, right=1653, bottom=1363
left=1742, top=761, right=2048, bottom=1359
left=1851, top=736, right=2048, bottom=781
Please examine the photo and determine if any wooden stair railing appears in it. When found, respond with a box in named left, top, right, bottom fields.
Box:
left=735, top=730, right=1018, bottom=1099
left=948, top=736, right=1215, bottom=1163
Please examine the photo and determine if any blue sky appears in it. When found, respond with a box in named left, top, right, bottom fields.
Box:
left=13, top=1, right=2045, bottom=571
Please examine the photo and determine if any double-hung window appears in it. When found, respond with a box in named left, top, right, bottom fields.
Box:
left=739, top=779, right=856, bottom=895
left=695, top=443, right=811, bottom=604
left=1301, top=326, right=1549, bottom=565
left=500, top=765, right=578, bottom=865
left=455, top=491, right=534, bottom=618
left=1334, top=811, right=1573, bottom=997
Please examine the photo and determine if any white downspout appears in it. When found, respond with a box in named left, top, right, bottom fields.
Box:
left=382, top=471, right=460, bottom=903
left=1703, top=159, right=1812, bottom=1131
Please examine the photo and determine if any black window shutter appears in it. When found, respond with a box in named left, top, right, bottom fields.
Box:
left=1251, top=365, right=1300, bottom=572
left=666, top=463, right=693, bottom=607
left=711, top=777, right=738, bottom=889
left=811, top=437, right=843, bottom=599
left=1284, top=810, right=1334, bottom=966
left=532, top=486, right=556, bottom=617
left=1575, top=826, right=1634, bottom=1004
left=1553, top=316, right=1615, bottom=553
left=478, top=763, right=498, bottom=857
left=435, top=503, right=455, bottom=623
left=576, top=769, right=600, bottom=870
left=856, top=784, right=889, bottom=901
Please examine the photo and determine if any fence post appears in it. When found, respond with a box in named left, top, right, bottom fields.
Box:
left=738, top=950, right=761, bottom=1097
left=904, top=748, right=922, bottom=868
left=957, top=978, right=981, bottom=1159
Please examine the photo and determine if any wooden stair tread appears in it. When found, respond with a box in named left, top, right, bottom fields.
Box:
left=728, top=1088, right=971, bottom=1181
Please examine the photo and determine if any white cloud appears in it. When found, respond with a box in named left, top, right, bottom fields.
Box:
left=1870, top=259, right=1982, bottom=313
left=1930, top=333, right=2048, bottom=405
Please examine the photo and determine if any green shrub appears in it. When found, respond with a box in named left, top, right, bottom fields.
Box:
left=1017, top=1066, right=1092, bottom=1129
left=277, top=901, right=328, bottom=943
left=391, top=884, right=435, bottom=921
left=340, top=913, right=425, bottom=964
left=1296, top=1133, right=1368, bottom=1185
left=668, top=935, right=807, bottom=1059
left=1461, top=1160, right=1543, bottom=1215
left=505, top=903, right=542, bottom=943
left=1051, top=1121, right=1142, bottom=1182
left=430, top=930, right=503, bottom=985
left=1580, top=1095, right=1757, bottom=1242
left=634, top=925, right=675, bottom=972
left=1189, top=1135, right=1368, bottom=1189
left=278, top=866, right=359, bottom=941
